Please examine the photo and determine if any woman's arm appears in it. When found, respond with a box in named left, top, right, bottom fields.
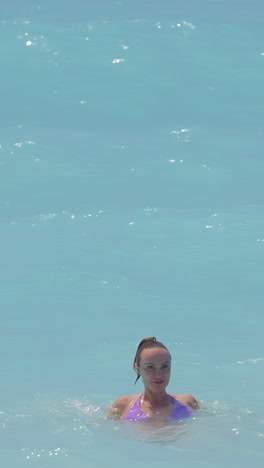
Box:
left=106, top=395, right=131, bottom=420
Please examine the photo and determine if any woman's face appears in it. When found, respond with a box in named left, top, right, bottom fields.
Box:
left=135, top=347, right=171, bottom=392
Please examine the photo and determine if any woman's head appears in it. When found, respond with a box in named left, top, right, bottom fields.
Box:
left=133, top=337, right=171, bottom=384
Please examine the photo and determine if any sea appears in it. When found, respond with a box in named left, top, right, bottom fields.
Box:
left=0, top=0, right=264, bottom=466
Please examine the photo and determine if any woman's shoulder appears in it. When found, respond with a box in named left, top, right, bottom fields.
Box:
left=171, top=393, right=200, bottom=410
left=113, top=393, right=141, bottom=409
left=108, top=394, right=141, bottom=419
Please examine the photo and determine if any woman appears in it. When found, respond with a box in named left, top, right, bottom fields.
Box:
left=109, top=337, right=199, bottom=421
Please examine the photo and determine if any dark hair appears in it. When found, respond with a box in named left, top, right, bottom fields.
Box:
left=133, top=337, right=171, bottom=383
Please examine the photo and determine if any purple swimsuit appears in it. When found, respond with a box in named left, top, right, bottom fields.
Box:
left=123, top=395, right=194, bottom=421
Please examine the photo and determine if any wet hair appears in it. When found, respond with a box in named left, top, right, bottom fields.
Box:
left=133, top=337, right=171, bottom=383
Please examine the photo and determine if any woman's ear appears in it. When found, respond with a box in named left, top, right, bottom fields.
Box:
left=134, top=362, right=140, bottom=375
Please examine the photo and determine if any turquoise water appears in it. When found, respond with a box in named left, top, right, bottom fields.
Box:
left=1, top=0, right=264, bottom=466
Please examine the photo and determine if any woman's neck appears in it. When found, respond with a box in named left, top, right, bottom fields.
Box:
left=142, top=389, right=170, bottom=407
